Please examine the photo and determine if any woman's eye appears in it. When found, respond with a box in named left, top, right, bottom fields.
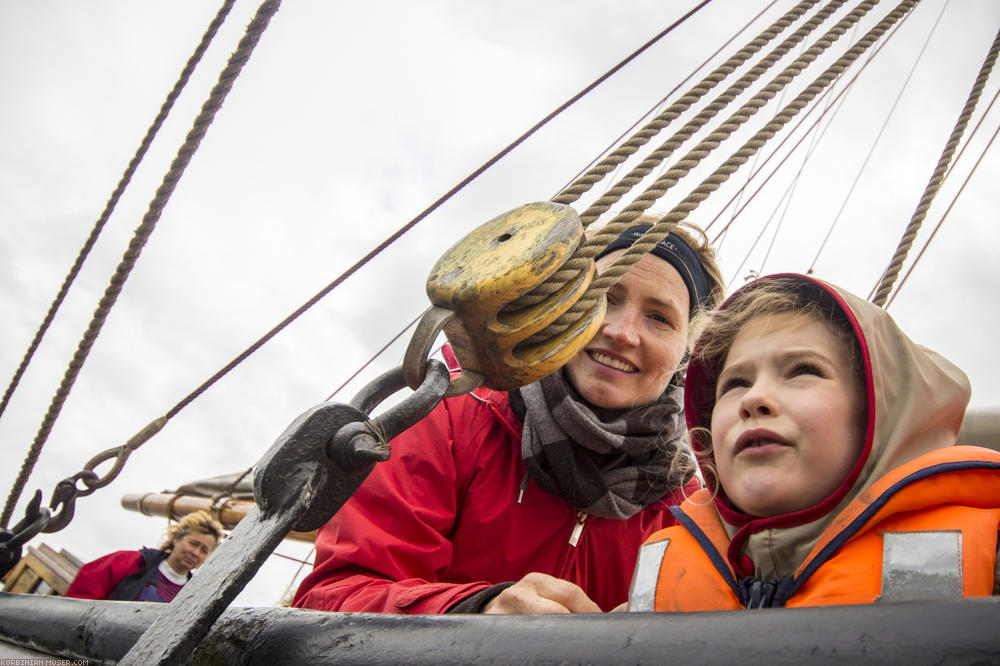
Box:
left=648, top=312, right=672, bottom=326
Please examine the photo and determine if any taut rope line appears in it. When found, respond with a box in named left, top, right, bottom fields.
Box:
left=532, top=0, right=911, bottom=344
left=886, top=93, right=1000, bottom=308
left=1, top=0, right=282, bottom=529
left=574, top=0, right=846, bottom=229
left=551, top=0, right=822, bottom=211
left=0, top=4, right=712, bottom=530
left=871, top=23, right=1000, bottom=307
left=512, top=0, right=837, bottom=314
left=809, top=0, right=951, bottom=277
left=553, top=2, right=784, bottom=199
left=705, top=1, right=913, bottom=242
left=0, top=0, right=238, bottom=424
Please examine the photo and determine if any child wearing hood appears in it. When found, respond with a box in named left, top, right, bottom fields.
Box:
left=627, top=273, right=1000, bottom=611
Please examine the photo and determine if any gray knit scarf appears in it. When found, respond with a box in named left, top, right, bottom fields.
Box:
left=517, top=369, right=693, bottom=519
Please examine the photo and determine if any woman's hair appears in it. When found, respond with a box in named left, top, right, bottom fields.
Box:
left=160, top=510, right=225, bottom=552
left=687, top=276, right=865, bottom=486
left=661, top=218, right=726, bottom=316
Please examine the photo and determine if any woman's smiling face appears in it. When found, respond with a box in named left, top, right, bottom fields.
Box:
left=564, top=250, right=690, bottom=410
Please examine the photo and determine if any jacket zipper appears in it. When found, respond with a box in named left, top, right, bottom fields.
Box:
left=569, top=512, right=587, bottom=547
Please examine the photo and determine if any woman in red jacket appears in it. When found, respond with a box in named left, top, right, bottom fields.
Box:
left=294, top=219, right=724, bottom=614
left=65, top=510, right=223, bottom=602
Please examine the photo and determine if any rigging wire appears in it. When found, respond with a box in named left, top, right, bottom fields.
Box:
left=754, top=18, right=876, bottom=277
left=885, top=97, right=1000, bottom=308
left=718, top=12, right=862, bottom=258
left=324, top=310, right=426, bottom=401
left=279, top=544, right=316, bottom=605
left=871, top=22, right=1000, bottom=306
left=0, top=0, right=238, bottom=425
left=706, top=4, right=914, bottom=243
left=0, top=2, right=712, bottom=529
left=340, top=4, right=784, bottom=391
left=807, top=0, right=951, bottom=276
left=558, top=0, right=835, bottom=226
left=149, top=2, right=713, bottom=421
left=656, top=3, right=824, bottom=236
left=727, top=176, right=798, bottom=285
left=513, top=0, right=830, bottom=317
left=1, top=0, right=282, bottom=529
left=553, top=0, right=782, bottom=198
left=535, top=0, right=910, bottom=341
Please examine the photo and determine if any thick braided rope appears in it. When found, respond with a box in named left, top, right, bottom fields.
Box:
left=707, top=7, right=913, bottom=239
left=510, top=0, right=830, bottom=313
left=528, top=0, right=901, bottom=343
left=583, top=0, right=879, bottom=263
left=591, top=0, right=913, bottom=297
left=534, top=0, right=875, bottom=322
left=885, top=87, right=1000, bottom=308
left=589, top=0, right=912, bottom=298
left=0, top=0, right=282, bottom=529
left=0, top=2, right=714, bottom=526
left=553, top=0, right=913, bottom=342
left=575, top=0, right=847, bottom=229
left=871, top=24, right=1000, bottom=307
left=0, top=0, right=237, bottom=425
left=550, top=0, right=821, bottom=210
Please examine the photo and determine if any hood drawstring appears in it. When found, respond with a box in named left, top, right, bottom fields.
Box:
left=516, top=472, right=529, bottom=504
left=739, top=576, right=794, bottom=609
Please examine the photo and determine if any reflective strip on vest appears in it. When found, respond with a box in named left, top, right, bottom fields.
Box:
left=879, top=531, right=963, bottom=602
left=628, top=538, right=670, bottom=612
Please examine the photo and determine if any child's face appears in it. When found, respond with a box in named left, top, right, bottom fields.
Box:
left=711, top=312, right=865, bottom=518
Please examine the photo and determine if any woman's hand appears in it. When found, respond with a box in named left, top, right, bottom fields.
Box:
left=482, top=572, right=601, bottom=614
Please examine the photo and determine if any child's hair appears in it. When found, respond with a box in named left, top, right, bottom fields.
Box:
left=160, top=510, right=225, bottom=552
left=686, top=276, right=865, bottom=488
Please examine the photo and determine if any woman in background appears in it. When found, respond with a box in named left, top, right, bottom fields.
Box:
left=65, top=509, right=223, bottom=602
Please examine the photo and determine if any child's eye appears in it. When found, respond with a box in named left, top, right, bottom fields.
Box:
left=791, top=362, right=823, bottom=377
left=717, top=375, right=749, bottom=396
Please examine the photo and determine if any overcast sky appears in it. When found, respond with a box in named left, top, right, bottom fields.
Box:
left=2, top=0, right=998, bottom=606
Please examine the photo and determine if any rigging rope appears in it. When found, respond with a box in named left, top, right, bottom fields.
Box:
left=807, top=0, right=951, bottom=276
left=512, top=0, right=832, bottom=314
left=0, top=0, right=237, bottom=425
left=0, top=0, right=282, bottom=529
left=552, top=0, right=821, bottom=211
left=0, top=2, right=712, bottom=531
left=886, top=97, right=1000, bottom=308
left=553, top=1, right=783, bottom=199
left=575, top=0, right=844, bottom=228
left=140, top=3, right=714, bottom=427
left=532, top=0, right=909, bottom=342
left=340, top=4, right=786, bottom=399
left=871, top=23, right=1000, bottom=306
left=706, top=3, right=914, bottom=243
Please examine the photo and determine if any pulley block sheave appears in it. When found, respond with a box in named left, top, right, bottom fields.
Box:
left=420, top=202, right=605, bottom=391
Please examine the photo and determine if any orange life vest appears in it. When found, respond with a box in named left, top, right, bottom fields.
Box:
left=629, top=447, right=1000, bottom=612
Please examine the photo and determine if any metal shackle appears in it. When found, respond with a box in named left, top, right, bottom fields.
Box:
left=424, top=202, right=605, bottom=390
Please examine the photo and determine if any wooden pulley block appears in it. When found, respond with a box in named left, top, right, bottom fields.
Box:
left=425, top=201, right=605, bottom=390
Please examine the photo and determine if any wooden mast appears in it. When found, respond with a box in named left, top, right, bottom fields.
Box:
left=120, top=493, right=316, bottom=543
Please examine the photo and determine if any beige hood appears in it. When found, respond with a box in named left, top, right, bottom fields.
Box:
left=683, top=273, right=971, bottom=580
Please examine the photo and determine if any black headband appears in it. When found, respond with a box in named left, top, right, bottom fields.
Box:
left=597, top=224, right=712, bottom=315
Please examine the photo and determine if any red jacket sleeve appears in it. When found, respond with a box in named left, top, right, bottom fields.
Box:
left=292, top=397, right=493, bottom=614
left=64, top=550, right=144, bottom=600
